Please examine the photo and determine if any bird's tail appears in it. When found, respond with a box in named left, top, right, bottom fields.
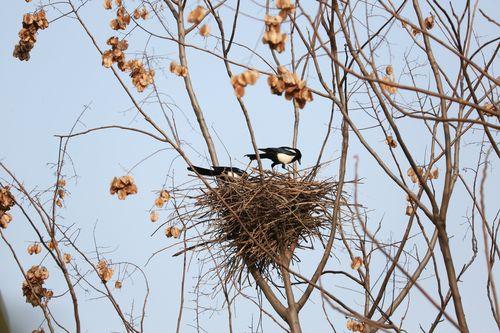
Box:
left=245, top=153, right=270, bottom=161
left=187, top=166, right=216, bottom=176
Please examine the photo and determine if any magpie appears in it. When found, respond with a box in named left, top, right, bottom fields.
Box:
left=245, top=147, right=302, bottom=169
left=187, top=165, right=247, bottom=179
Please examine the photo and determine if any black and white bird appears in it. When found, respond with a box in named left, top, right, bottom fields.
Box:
left=245, top=147, right=302, bottom=169
left=187, top=165, right=247, bottom=179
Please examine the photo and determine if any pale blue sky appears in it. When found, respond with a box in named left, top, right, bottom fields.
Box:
left=1, top=1, right=498, bottom=332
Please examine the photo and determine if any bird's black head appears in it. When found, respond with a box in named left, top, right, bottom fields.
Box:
left=293, top=148, right=302, bottom=165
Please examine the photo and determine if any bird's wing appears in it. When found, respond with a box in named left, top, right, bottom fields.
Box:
left=211, top=166, right=240, bottom=174
left=276, top=146, right=296, bottom=155
left=211, top=166, right=228, bottom=173
left=260, top=147, right=289, bottom=154
left=188, top=166, right=216, bottom=176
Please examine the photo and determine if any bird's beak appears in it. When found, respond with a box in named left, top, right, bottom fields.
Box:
left=298, top=159, right=302, bottom=165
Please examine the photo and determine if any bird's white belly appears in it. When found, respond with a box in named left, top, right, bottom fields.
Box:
left=277, top=153, right=294, bottom=164
left=226, top=172, right=241, bottom=179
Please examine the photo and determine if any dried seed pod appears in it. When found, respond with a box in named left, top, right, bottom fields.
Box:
left=97, top=260, right=114, bottom=282
left=424, top=15, right=435, bottom=30
left=385, top=135, right=397, bottom=148
left=199, top=24, right=210, bottom=37
left=0, top=187, right=15, bottom=211
left=171, top=226, right=181, bottom=239
left=114, top=280, right=122, bottom=289
left=14, top=9, right=49, bottom=61
left=110, top=175, right=138, bottom=200
left=165, top=226, right=172, bottom=238
left=149, top=211, right=159, bottom=222
left=23, top=266, right=51, bottom=307
left=169, top=61, right=188, bottom=77
left=103, top=0, right=112, bottom=10
left=380, top=75, right=397, bottom=94
left=346, top=319, right=366, bottom=332
left=266, top=67, right=313, bottom=108
left=230, top=70, right=260, bottom=98
left=0, top=212, right=13, bottom=229
left=426, top=167, right=439, bottom=180
left=154, top=197, right=164, bottom=208
left=63, top=253, right=72, bottom=264
left=28, top=243, right=42, bottom=255
left=160, top=190, right=170, bottom=202
left=187, top=6, right=207, bottom=24
left=483, top=102, right=498, bottom=117
left=350, top=257, right=363, bottom=270
left=133, top=8, right=141, bottom=20
left=275, top=0, right=295, bottom=11
left=405, top=204, right=414, bottom=216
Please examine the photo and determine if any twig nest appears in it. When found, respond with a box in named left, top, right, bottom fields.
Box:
left=187, top=172, right=342, bottom=281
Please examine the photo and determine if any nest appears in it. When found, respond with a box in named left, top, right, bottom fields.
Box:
left=186, top=172, right=342, bottom=282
